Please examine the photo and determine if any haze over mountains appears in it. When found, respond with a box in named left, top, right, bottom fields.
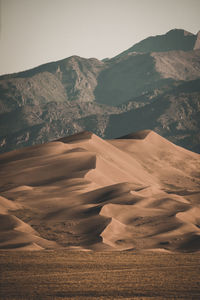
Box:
left=0, top=29, right=200, bottom=153
left=0, top=130, right=200, bottom=251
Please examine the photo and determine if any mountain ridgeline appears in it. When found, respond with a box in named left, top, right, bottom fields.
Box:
left=0, top=29, right=200, bottom=153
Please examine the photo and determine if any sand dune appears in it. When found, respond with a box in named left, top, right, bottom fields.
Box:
left=0, top=213, right=57, bottom=250
left=0, top=130, right=199, bottom=251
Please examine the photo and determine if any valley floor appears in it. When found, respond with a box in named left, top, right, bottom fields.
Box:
left=0, top=250, right=200, bottom=299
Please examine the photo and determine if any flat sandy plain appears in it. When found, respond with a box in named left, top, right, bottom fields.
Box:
left=1, top=250, right=200, bottom=299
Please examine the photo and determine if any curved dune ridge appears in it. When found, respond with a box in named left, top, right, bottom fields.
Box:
left=0, top=130, right=199, bottom=252
left=117, top=130, right=152, bottom=140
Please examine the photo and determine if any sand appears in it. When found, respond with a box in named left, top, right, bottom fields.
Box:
left=0, top=130, right=199, bottom=251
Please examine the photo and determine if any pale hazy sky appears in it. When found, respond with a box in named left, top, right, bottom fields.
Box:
left=1, top=0, right=200, bottom=75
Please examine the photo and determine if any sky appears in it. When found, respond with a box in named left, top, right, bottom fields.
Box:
left=1, top=0, right=200, bottom=75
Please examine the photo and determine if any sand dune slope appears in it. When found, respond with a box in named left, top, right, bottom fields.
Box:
left=0, top=131, right=199, bottom=251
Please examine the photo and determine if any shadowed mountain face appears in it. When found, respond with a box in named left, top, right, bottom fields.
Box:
left=105, top=79, right=200, bottom=153
left=0, top=29, right=200, bottom=153
left=0, top=131, right=199, bottom=251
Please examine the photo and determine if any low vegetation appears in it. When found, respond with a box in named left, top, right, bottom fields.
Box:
left=1, top=251, right=200, bottom=299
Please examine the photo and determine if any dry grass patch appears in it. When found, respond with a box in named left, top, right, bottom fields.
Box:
left=0, top=251, right=200, bottom=299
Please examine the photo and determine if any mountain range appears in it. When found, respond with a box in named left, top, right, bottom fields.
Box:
left=0, top=28, right=200, bottom=153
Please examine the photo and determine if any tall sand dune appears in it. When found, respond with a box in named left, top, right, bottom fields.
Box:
left=0, top=130, right=199, bottom=251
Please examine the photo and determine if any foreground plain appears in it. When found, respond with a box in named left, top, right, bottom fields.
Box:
left=0, top=250, right=200, bottom=299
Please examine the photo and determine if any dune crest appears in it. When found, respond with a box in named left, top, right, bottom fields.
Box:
left=0, top=131, right=199, bottom=251
left=117, top=130, right=152, bottom=140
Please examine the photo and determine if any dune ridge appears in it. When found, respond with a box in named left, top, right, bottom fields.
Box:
left=0, top=130, right=199, bottom=252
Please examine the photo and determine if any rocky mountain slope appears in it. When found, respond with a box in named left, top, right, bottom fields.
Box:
left=0, top=131, right=199, bottom=251
left=0, top=29, right=200, bottom=153
left=115, top=29, right=197, bottom=57
left=105, top=79, right=200, bottom=153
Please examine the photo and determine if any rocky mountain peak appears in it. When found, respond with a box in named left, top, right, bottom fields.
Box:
left=115, top=28, right=197, bottom=58
left=166, top=28, right=194, bottom=36
left=194, top=31, right=200, bottom=50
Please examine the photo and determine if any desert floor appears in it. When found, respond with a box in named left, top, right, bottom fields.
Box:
left=0, top=250, right=200, bottom=299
